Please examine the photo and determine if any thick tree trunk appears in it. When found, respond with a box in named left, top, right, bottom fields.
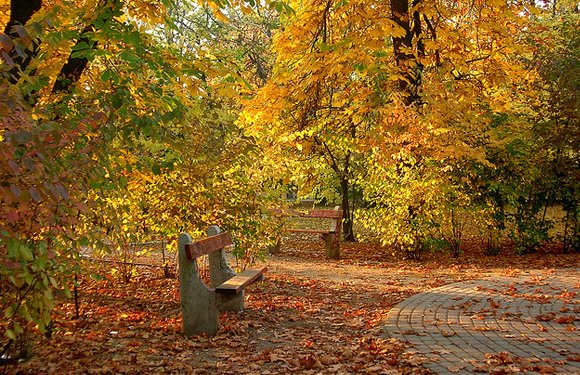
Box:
left=5, top=0, right=116, bottom=95
left=390, top=0, right=422, bottom=105
left=4, top=0, right=42, bottom=34
left=4, top=0, right=42, bottom=83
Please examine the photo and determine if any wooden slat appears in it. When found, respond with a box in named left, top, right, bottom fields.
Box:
left=271, top=209, right=343, bottom=219
left=215, top=267, right=267, bottom=294
left=286, top=229, right=333, bottom=234
left=185, top=232, right=232, bottom=260
left=301, top=209, right=343, bottom=219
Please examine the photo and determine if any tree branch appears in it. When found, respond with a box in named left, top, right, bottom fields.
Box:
left=51, top=0, right=121, bottom=94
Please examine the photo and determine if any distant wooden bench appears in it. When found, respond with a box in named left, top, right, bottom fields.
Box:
left=178, top=226, right=267, bottom=336
left=272, top=206, right=343, bottom=259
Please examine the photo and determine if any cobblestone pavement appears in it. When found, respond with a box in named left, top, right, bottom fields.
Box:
left=383, top=270, right=580, bottom=374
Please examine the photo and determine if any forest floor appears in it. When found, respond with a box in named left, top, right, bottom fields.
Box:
left=5, top=236, right=579, bottom=374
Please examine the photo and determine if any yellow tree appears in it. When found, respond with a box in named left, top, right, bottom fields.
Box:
left=242, top=0, right=543, bottom=250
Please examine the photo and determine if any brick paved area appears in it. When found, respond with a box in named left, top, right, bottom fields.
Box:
left=384, top=270, right=580, bottom=374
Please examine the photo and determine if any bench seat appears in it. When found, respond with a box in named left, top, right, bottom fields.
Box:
left=215, top=266, right=267, bottom=294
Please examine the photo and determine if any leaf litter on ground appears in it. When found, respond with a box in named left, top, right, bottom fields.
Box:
left=6, top=236, right=579, bottom=374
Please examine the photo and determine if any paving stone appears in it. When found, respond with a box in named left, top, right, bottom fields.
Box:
left=384, top=269, right=580, bottom=374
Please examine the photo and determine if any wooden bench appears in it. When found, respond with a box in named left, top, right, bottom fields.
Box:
left=178, top=225, right=267, bottom=336
left=272, top=206, right=343, bottom=259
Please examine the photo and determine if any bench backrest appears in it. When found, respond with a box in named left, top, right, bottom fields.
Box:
left=272, top=208, right=343, bottom=219
left=302, top=209, right=343, bottom=219
left=185, top=232, right=232, bottom=261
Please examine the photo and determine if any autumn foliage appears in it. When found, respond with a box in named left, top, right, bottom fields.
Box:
left=242, top=0, right=578, bottom=256
left=0, top=0, right=578, bottom=366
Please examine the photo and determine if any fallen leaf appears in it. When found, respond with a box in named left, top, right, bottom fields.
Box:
left=537, top=323, right=548, bottom=332
left=536, top=312, right=555, bottom=321
left=319, top=354, right=337, bottom=365
left=554, top=315, right=575, bottom=324
left=536, top=365, right=557, bottom=373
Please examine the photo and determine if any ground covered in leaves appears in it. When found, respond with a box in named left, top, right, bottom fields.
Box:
left=5, top=238, right=579, bottom=374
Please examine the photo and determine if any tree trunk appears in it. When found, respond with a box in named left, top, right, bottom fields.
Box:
left=4, top=0, right=42, bottom=84
left=390, top=0, right=422, bottom=105
left=340, top=177, right=355, bottom=242
left=4, top=1, right=42, bottom=34
left=51, top=0, right=121, bottom=93
left=5, top=0, right=117, bottom=96
left=51, top=25, right=93, bottom=93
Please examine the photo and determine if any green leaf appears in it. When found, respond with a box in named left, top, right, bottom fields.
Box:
left=71, top=41, right=90, bottom=51
left=6, top=329, right=17, bottom=340
left=100, top=69, right=112, bottom=82
left=19, top=245, right=34, bottom=261
left=49, top=276, right=58, bottom=288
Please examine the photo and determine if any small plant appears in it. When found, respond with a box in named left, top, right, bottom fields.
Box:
left=510, top=216, right=551, bottom=255
left=484, top=227, right=502, bottom=256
